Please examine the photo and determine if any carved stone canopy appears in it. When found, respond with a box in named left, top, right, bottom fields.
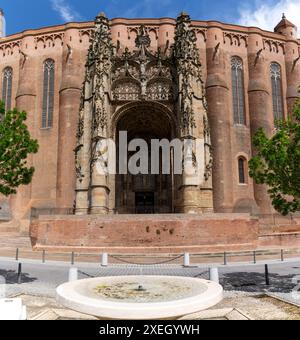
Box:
left=111, top=25, right=175, bottom=102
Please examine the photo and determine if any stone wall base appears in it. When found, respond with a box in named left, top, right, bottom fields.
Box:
left=30, top=214, right=260, bottom=253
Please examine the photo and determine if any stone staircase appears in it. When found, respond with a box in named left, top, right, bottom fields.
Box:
left=0, top=220, right=32, bottom=258
left=0, top=232, right=31, bottom=249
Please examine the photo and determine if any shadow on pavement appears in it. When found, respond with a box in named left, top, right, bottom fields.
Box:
left=0, top=269, right=37, bottom=284
left=221, top=272, right=296, bottom=293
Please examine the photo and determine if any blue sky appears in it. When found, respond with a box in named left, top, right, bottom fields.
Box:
left=1, top=0, right=300, bottom=36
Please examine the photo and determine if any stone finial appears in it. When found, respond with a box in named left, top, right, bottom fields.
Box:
left=98, top=11, right=107, bottom=18
left=282, top=13, right=286, bottom=20
left=177, top=11, right=191, bottom=24
left=95, top=11, right=109, bottom=26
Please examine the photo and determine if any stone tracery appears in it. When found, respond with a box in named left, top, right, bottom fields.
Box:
left=74, top=12, right=213, bottom=215
left=111, top=26, right=174, bottom=103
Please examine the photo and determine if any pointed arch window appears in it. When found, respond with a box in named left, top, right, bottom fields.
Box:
left=2, top=67, right=13, bottom=112
left=270, top=63, right=283, bottom=121
left=42, top=59, right=55, bottom=128
left=231, top=57, right=246, bottom=125
left=238, top=157, right=247, bottom=184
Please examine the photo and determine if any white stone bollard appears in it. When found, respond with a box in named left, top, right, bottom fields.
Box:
left=0, top=276, right=5, bottom=299
left=209, top=267, right=219, bottom=284
left=68, top=267, right=78, bottom=282
left=101, top=253, right=108, bottom=267
left=183, top=253, right=190, bottom=267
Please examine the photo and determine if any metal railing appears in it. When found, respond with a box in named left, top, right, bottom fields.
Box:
left=7, top=247, right=300, bottom=267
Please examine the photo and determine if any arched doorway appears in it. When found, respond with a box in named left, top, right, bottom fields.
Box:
left=114, top=103, right=176, bottom=214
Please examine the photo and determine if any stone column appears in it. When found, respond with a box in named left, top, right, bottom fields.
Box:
left=205, top=27, right=234, bottom=212
left=56, top=30, right=82, bottom=210
left=174, top=13, right=213, bottom=213
left=11, top=37, right=36, bottom=229
left=89, top=89, right=111, bottom=215
left=74, top=12, right=112, bottom=215
left=74, top=78, right=93, bottom=215
left=284, top=40, right=300, bottom=115
left=247, top=33, right=273, bottom=214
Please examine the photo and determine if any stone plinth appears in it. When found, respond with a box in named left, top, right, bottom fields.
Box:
left=30, top=214, right=259, bottom=253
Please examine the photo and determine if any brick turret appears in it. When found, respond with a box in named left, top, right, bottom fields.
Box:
left=274, top=13, right=297, bottom=38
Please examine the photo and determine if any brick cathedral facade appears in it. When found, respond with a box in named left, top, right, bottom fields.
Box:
left=0, top=12, right=299, bottom=250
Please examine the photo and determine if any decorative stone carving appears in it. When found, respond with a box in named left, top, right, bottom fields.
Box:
left=34, top=33, right=64, bottom=49
left=174, top=12, right=202, bottom=134
left=127, top=26, right=159, bottom=41
left=192, top=28, right=208, bottom=42
left=0, top=40, right=22, bottom=56
left=111, top=25, right=174, bottom=102
left=147, top=81, right=172, bottom=101
left=79, top=29, right=94, bottom=43
left=75, top=12, right=114, bottom=186
left=75, top=85, right=85, bottom=182
left=174, top=12, right=212, bottom=182
left=75, top=12, right=213, bottom=214
left=263, top=38, right=285, bottom=54
left=92, top=13, right=114, bottom=134
left=223, top=32, right=248, bottom=47
left=113, top=80, right=140, bottom=101
left=204, top=115, right=213, bottom=181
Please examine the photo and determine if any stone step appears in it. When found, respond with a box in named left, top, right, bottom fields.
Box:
left=0, top=221, right=19, bottom=233
left=0, top=234, right=32, bottom=249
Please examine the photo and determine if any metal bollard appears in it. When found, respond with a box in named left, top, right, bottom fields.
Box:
left=223, top=252, right=227, bottom=266
left=71, top=252, right=75, bottom=265
left=101, top=253, right=108, bottom=267
left=253, top=251, right=257, bottom=264
left=281, top=250, right=284, bottom=262
left=68, top=267, right=78, bottom=282
left=209, top=267, right=219, bottom=284
left=15, top=248, right=19, bottom=261
left=17, top=263, right=22, bottom=285
left=42, top=250, right=46, bottom=264
left=265, top=264, right=270, bottom=286
left=183, top=253, right=190, bottom=267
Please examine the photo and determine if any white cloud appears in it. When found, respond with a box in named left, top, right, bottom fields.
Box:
left=51, top=0, right=81, bottom=22
left=238, top=0, right=300, bottom=34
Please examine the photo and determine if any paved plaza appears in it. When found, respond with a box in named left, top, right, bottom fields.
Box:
left=1, top=257, right=300, bottom=320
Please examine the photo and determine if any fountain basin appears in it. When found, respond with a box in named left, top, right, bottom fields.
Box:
left=56, top=276, right=223, bottom=320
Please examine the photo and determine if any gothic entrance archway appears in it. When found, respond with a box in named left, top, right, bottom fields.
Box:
left=115, top=103, right=176, bottom=214
left=74, top=12, right=214, bottom=216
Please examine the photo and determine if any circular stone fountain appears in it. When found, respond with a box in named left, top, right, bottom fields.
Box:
left=56, top=276, right=223, bottom=320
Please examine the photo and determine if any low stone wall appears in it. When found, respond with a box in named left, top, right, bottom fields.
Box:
left=30, top=214, right=259, bottom=253
left=258, top=232, right=300, bottom=249
left=257, top=215, right=300, bottom=249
